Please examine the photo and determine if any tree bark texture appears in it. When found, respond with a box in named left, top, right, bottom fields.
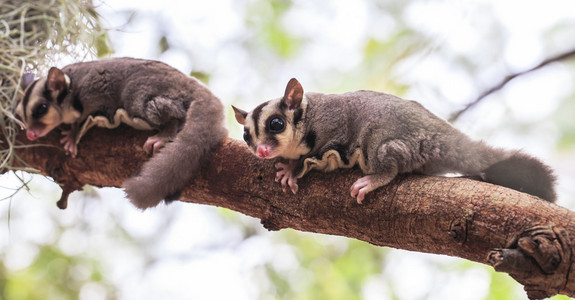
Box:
left=3, top=126, right=575, bottom=299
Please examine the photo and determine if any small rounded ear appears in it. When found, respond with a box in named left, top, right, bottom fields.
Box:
left=283, top=78, right=303, bottom=110
left=232, top=105, right=247, bottom=125
left=21, top=72, right=36, bottom=90
left=46, top=67, right=67, bottom=92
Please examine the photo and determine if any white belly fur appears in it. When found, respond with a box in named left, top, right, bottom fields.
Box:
left=75, top=109, right=153, bottom=144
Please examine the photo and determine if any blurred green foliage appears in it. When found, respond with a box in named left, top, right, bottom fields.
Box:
left=267, top=231, right=386, bottom=299
left=246, top=0, right=301, bottom=59
left=485, top=270, right=522, bottom=300
left=1, top=245, right=112, bottom=300
left=556, top=94, right=575, bottom=151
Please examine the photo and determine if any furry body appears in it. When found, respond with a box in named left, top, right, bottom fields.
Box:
left=233, top=78, right=556, bottom=203
left=16, top=58, right=227, bottom=209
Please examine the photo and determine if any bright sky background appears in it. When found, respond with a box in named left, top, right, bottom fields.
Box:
left=1, top=0, right=574, bottom=299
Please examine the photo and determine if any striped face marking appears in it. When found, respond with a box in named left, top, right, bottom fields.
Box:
left=233, top=78, right=312, bottom=160
left=15, top=67, right=77, bottom=141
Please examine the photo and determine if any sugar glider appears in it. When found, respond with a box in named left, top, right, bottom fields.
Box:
left=233, top=78, right=556, bottom=203
left=15, top=57, right=227, bottom=209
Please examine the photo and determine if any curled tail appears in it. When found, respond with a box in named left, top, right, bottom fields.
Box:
left=482, top=151, right=557, bottom=202
left=124, top=96, right=227, bottom=209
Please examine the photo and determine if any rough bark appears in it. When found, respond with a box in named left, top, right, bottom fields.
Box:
left=3, top=126, right=575, bottom=299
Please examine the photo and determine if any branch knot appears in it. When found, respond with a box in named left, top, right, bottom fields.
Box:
left=487, top=225, right=572, bottom=300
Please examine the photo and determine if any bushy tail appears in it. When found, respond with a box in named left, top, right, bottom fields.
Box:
left=123, top=96, right=227, bottom=209
left=482, top=151, right=557, bottom=202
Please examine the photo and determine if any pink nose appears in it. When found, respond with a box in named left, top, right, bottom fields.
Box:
left=256, top=144, right=271, bottom=158
left=26, top=131, right=38, bottom=141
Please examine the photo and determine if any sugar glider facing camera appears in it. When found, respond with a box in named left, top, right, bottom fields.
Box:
left=15, top=58, right=227, bottom=209
left=233, top=78, right=556, bottom=204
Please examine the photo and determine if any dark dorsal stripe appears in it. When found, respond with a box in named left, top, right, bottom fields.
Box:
left=42, top=86, right=51, bottom=106
left=279, top=98, right=287, bottom=111
left=43, top=77, right=68, bottom=105
left=251, top=101, right=268, bottom=138
left=56, top=87, right=68, bottom=104
left=293, top=108, right=303, bottom=126
left=21, top=79, right=39, bottom=119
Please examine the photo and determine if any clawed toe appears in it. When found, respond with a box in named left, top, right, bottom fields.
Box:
left=350, top=176, right=371, bottom=204
left=60, top=131, right=78, bottom=157
left=275, top=161, right=298, bottom=194
left=144, top=136, right=168, bottom=154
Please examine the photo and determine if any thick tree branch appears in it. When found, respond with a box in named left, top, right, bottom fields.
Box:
left=449, top=48, right=575, bottom=122
left=4, top=126, right=575, bottom=299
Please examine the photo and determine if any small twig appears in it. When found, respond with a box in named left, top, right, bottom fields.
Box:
left=449, top=48, right=575, bottom=122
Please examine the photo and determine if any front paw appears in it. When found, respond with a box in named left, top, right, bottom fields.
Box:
left=60, top=130, right=78, bottom=157
left=275, top=162, right=298, bottom=194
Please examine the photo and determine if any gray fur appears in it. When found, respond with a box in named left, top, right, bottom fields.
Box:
left=123, top=90, right=227, bottom=208
left=303, top=90, right=555, bottom=201
left=61, top=58, right=191, bottom=130
left=236, top=79, right=557, bottom=203
left=21, top=58, right=227, bottom=209
left=300, top=91, right=508, bottom=177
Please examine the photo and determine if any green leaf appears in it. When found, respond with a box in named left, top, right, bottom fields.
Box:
left=96, top=32, right=113, bottom=58
left=555, top=94, right=575, bottom=151
left=158, top=36, right=170, bottom=54
left=190, top=71, right=211, bottom=84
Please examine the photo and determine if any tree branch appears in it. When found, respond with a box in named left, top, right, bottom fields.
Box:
left=449, top=48, right=575, bottom=122
left=4, top=126, right=575, bottom=299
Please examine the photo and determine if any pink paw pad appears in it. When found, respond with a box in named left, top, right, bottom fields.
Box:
left=350, top=176, right=372, bottom=204
left=143, top=136, right=167, bottom=154
left=275, top=162, right=299, bottom=194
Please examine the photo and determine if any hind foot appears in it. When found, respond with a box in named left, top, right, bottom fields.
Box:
left=350, top=176, right=373, bottom=204
left=143, top=135, right=170, bottom=154
left=350, top=174, right=395, bottom=204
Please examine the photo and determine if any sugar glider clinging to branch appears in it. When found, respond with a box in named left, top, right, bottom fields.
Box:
left=233, top=78, right=556, bottom=203
left=15, top=58, right=227, bottom=209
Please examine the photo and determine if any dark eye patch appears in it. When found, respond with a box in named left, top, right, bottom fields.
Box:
left=32, top=103, right=48, bottom=119
left=267, top=116, right=285, bottom=134
left=243, top=128, right=253, bottom=146
left=21, top=79, right=39, bottom=120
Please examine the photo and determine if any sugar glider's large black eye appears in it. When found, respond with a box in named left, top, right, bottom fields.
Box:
left=32, top=103, right=48, bottom=119
left=243, top=129, right=252, bottom=144
left=268, top=117, right=285, bottom=133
